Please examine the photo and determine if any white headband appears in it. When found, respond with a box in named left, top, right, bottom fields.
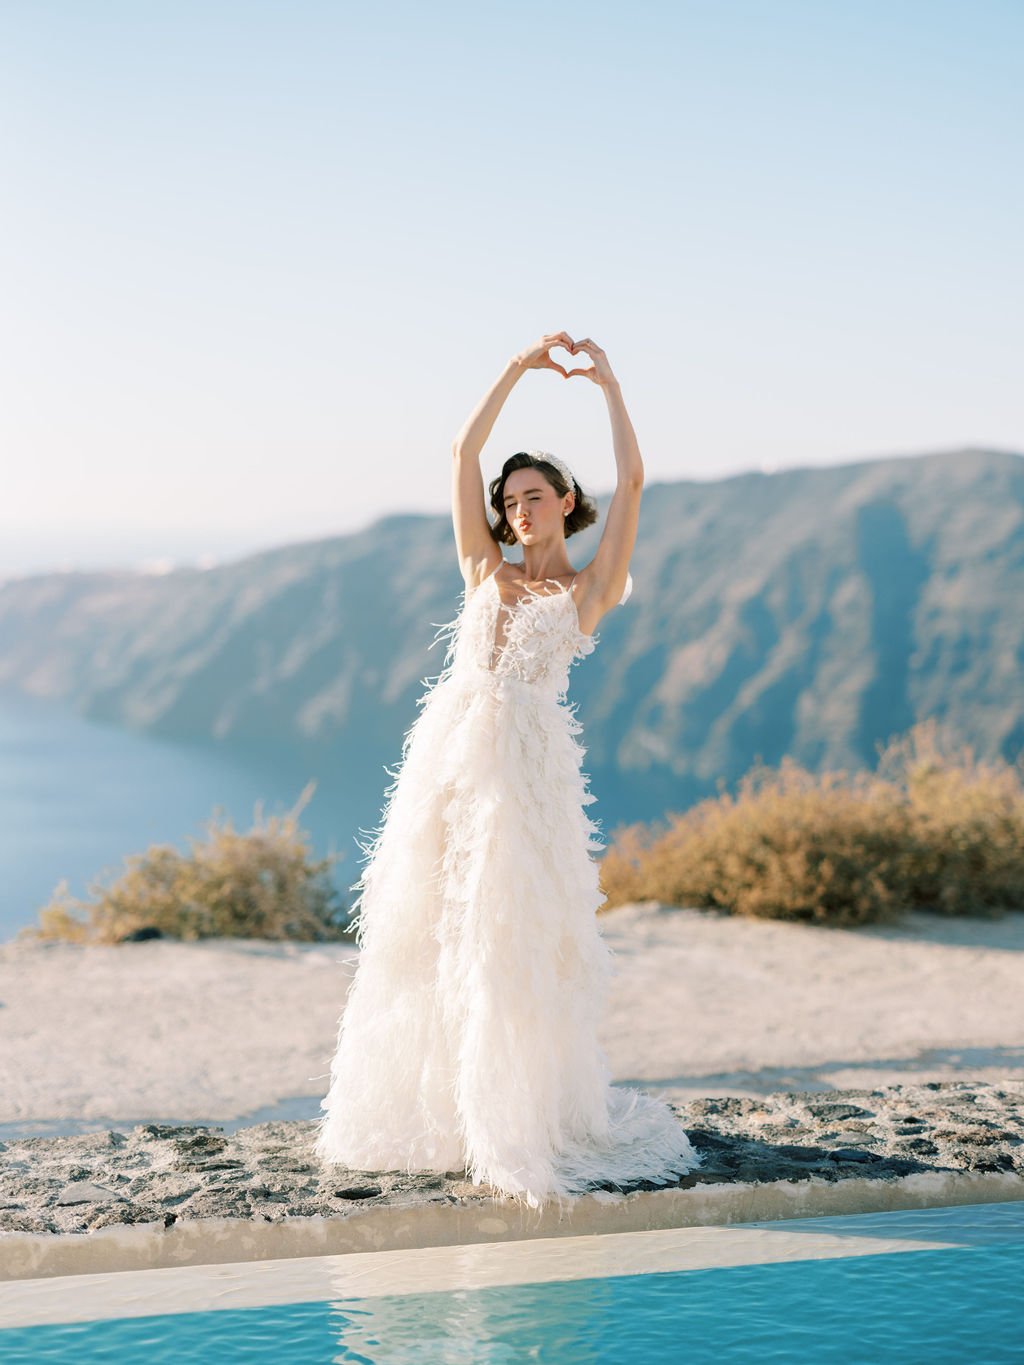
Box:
left=526, top=449, right=576, bottom=491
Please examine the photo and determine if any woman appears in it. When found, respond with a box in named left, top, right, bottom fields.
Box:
left=313, top=332, right=702, bottom=1210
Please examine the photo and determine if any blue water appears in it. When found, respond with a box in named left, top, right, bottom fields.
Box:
left=0, top=690, right=373, bottom=942
left=5, top=1241, right=1023, bottom=1363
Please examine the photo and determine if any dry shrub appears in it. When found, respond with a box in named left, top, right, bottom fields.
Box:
left=600, top=719, right=1024, bottom=926
left=874, top=719, right=1024, bottom=917
left=24, top=782, right=352, bottom=945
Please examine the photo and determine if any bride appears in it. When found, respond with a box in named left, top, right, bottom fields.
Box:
left=313, top=332, right=703, bottom=1209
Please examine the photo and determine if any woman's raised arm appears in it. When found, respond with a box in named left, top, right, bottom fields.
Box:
left=451, top=332, right=575, bottom=588
left=567, top=338, right=644, bottom=614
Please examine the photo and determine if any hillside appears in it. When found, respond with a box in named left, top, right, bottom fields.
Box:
left=2, top=447, right=1021, bottom=824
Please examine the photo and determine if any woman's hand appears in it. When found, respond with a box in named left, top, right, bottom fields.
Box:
left=511, top=332, right=576, bottom=378
left=566, top=338, right=618, bottom=387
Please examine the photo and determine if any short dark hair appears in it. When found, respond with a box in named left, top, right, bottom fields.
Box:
left=487, top=452, right=599, bottom=547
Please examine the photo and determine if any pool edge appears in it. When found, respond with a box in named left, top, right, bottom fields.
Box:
left=3, top=1169, right=1023, bottom=1280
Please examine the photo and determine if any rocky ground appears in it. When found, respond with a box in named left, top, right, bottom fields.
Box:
left=3, top=1080, right=1021, bottom=1237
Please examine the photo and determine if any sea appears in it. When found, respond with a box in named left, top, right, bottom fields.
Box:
left=0, top=689, right=375, bottom=943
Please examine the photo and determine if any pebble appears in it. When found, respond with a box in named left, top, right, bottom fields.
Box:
left=1, top=1080, right=1021, bottom=1235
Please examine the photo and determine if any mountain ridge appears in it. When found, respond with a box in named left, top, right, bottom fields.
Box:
left=2, top=446, right=1021, bottom=827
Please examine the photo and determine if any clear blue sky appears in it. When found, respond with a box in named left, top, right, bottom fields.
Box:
left=2, top=0, right=1021, bottom=574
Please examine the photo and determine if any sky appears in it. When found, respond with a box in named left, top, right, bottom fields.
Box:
left=2, top=0, right=1021, bottom=576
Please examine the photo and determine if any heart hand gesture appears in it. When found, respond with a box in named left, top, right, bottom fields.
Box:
left=512, top=332, right=576, bottom=378
left=565, top=338, right=617, bottom=387
left=512, top=332, right=619, bottom=387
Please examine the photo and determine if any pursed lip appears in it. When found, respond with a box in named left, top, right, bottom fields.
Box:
left=518, top=522, right=531, bottom=532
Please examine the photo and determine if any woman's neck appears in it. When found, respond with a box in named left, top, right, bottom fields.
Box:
left=513, top=552, right=574, bottom=582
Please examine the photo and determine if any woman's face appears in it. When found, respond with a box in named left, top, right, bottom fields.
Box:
left=502, top=467, right=572, bottom=544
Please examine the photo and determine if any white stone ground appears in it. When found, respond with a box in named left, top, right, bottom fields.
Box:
left=2, top=903, right=1022, bottom=1133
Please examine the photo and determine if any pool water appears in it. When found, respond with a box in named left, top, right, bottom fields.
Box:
left=2, top=1202, right=1022, bottom=1363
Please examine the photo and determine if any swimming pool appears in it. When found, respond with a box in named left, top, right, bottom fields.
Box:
left=2, top=1201, right=1022, bottom=1362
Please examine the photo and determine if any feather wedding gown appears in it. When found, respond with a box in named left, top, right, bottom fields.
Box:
left=313, top=564, right=702, bottom=1209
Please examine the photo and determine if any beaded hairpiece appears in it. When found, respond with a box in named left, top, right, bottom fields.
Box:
left=526, top=449, right=576, bottom=492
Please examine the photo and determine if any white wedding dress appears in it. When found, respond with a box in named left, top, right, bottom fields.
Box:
left=313, top=563, right=702, bottom=1209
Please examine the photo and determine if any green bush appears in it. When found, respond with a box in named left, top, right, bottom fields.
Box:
left=599, top=719, right=1024, bottom=926
left=23, top=781, right=353, bottom=944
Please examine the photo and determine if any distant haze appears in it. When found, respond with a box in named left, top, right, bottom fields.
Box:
left=0, top=523, right=300, bottom=581
left=0, top=443, right=992, bottom=582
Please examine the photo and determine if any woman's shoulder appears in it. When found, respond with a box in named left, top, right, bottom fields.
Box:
left=460, top=548, right=505, bottom=592
left=571, top=564, right=633, bottom=637
left=573, top=563, right=633, bottom=606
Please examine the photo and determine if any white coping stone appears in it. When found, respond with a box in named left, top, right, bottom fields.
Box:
left=1, top=1169, right=1022, bottom=1289
left=2, top=1198, right=1022, bottom=1330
